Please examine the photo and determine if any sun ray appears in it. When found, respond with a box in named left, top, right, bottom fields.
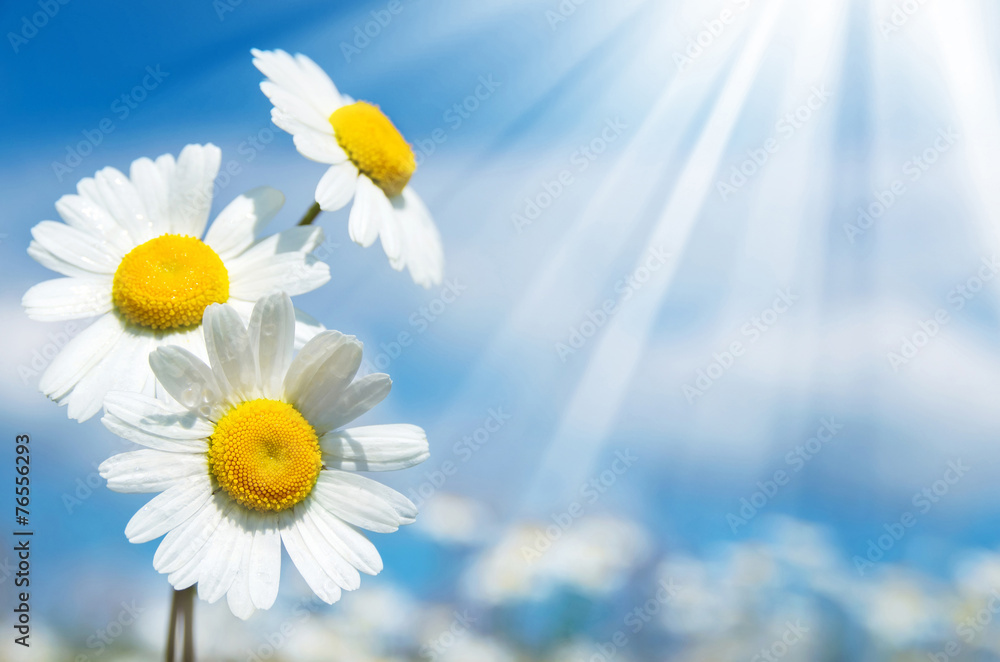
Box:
left=518, top=0, right=792, bottom=512
left=424, top=3, right=741, bottom=435
left=922, top=0, right=1000, bottom=252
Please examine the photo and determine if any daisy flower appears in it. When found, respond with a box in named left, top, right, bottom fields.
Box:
left=99, top=293, right=429, bottom=619
left=251, top=48, right=444, bottom=288
left=22, top=144, right=330, bottom=421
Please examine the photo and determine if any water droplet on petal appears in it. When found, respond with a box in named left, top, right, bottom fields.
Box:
left=179, top=384, right=203, bottom=408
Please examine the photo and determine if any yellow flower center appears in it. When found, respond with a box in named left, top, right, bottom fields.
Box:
left=330, top=101, right=416, bottom=198
left=112, top=234, right=229, bottom=330
left=208, top=399, right=322, bottom=512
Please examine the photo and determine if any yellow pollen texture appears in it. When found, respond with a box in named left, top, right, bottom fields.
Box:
left=112, top=234, right=229, bottom=330
left=208, top=399, right=322, bottom=512
left=330, top=101, right=416, bottom=198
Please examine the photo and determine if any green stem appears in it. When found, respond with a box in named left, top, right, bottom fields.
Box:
left=165, top=587, right=196, bottom=662
left=298, top=201, right=322, bottom=226
left=164, top=588, right=179, bottom=662
left=180, top=586, right=195, bottom=662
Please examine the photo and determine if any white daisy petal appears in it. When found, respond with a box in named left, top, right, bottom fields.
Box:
left=260, top=81, right=330, bottom=133
left=348, top=175, right=391, bottom=247
left=225, top=226, right=326, bottom=287
left=248, top=518, right=282, bottom=610
left=27, top=242, right=102, bottom=279
left=75, top=173, right=100, bottom=198
left=280, top=510, right=343, bottom=604
left=102, top=391, right=212, bottom=453
left=311, top=372, right=392, bottom=434
left=251, top=49, right=313, bottom=101
left=377, top=203, right=404, bottom=267
left=38, top=313, right=124, bottom=402
left=93, top=166, right=155, bottom=243
left=282, top=330, right=353, bottom=404
left=312, top=470, right=416, bottom=533
left=203, top=187, right=285, bottom=259
left=168, top=502, right=235, bottom=590
left=393, top=187, right=445, bottom=288
left=203, top=303, right=259, bottom=403
left=30, top=221, right=122, bottom=274
left=148, top=346, right=225, bottom=416
left=294, top=131, right=348, bottom=164
left=293, top=52, right=344, bottom=111
left=305, top=501, right=383, bottom=575
left=128, top=157, right=171, bottom=236
left=270, top=108, right=320, bottom=137
left=99, top=450, right=207, bottom=493
left=227, top=537, right=256, bottom=620
left=164, top=324, right=210, bottom=364
left=296, top=509, right=360, bottom=590
left=54, top=194, right=132, bottom=252
left=22, top=277, right=112, bottom=321
left=169, top=542, right=210, bottom=590
left=292, top=338, right=363, bottom=425
left=320, top=424, right=429, bottom=472
left=66, top=329, right=155, bottom=421
left=252, top=48, right=342, bottom=118
left=169, top=144, right=222, bottom=237
left=294, top=307, right=326, bottom=348
left=154, top=497, right=225, bottom=574
left=227, top=300, right=325, bottom=351
left=198, top=510, right=249, bottom=604
left=315, top=162, right=359, bottom=212
left=100, top=418, right=205, bottom=454
left=125, top=476, right=213, bottom=544
left=155, top=152, right=176, bottom=184
left=248, top=293, right=295, bottom=399
left=229, top=253, right=330, bottom=300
